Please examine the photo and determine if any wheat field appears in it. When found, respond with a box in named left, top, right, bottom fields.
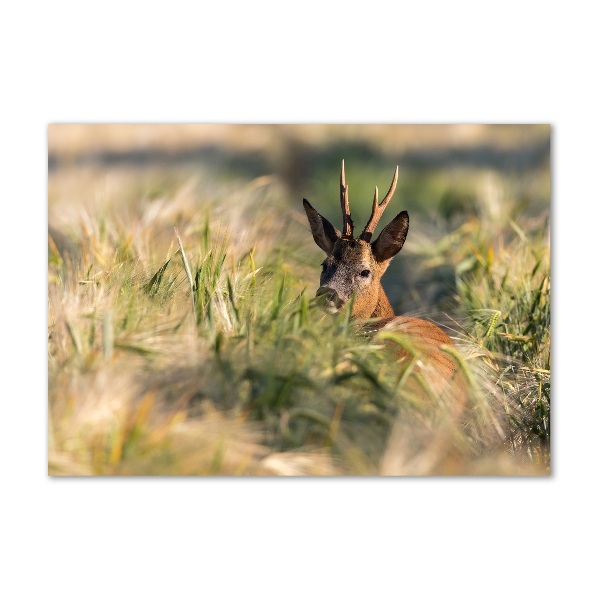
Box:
left=48, top=124, right=550, bottom=475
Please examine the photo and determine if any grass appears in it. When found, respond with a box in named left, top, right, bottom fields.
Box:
left=48, top=140, right=550, bottom=476
left=405, top=172, right=550, bottom=466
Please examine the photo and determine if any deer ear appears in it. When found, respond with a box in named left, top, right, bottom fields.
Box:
left=372, top=211, right=409, bottom=262
left=303, top=199, right=340, bottom=254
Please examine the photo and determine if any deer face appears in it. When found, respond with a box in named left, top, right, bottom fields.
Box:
left=303, top=162, right=409, bottom=318
left=317, top=238, right=382, bottom=315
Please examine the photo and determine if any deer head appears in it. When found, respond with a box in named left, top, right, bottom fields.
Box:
left=303, top=161, right=409, bottom=319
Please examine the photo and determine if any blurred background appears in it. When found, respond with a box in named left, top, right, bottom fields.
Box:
left=48, top=123, right=550, bottom=314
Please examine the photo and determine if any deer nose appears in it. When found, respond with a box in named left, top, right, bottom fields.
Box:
left=316, top=287, right=343, bottom=309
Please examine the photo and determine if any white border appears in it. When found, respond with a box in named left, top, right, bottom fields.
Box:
left=2, top=2, right=598, bottom=598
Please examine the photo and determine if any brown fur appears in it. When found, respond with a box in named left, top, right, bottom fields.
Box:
left=304, top=164, right=470, bottom=474
left=303, top=164, right=466, bottom=410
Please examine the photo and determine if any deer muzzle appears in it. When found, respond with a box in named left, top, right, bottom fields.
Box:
left=316, top=286, right=344, bottom=313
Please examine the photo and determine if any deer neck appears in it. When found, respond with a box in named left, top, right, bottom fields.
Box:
left=370, top=282, right=395, bottom=319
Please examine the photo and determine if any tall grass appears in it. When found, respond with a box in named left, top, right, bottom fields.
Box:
left=407, top=170, right=550, bottom=466
left=48, top=164, right=550, bottom=475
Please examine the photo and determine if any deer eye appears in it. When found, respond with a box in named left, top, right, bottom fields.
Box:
left=321, top=262, right=327, bottom=273
left=360, top=269, right=371, bottom=278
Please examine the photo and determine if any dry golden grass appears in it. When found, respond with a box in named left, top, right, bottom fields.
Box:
left=49, top=124, right=550, bottom=162
left=48, top=124, right=550, bottom=476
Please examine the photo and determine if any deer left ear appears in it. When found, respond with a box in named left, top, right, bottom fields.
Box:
left=303, top=199, right=341, bottom=254
left=372, top=211, right=409, bottom=262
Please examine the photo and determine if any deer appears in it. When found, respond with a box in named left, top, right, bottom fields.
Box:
left=302, top=160, right=465, bottom=411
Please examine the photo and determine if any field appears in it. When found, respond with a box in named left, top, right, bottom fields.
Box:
left=48, top=124, right=550, bottom=475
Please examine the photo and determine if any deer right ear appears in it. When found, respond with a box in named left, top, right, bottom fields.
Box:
left=303, top=199, right=340, bottom=254
left=372, top=211, right=409, bottom=262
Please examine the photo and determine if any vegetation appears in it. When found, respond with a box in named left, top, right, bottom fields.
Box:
left=48, top=125, right=550, bottom=475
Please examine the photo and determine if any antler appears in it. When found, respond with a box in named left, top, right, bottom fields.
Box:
left=340, top=160, right=354, bottom=238
left=360, top=166, right=399, bottom=241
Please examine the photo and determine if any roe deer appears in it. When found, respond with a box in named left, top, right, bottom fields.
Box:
left=303, top=160, right=463, bottom=404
